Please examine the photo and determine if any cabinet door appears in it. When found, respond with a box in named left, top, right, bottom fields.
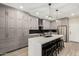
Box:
left=0, top=17, right=5, bottom=28
left=30, top=17, right=38, bottom=29
left=23, top=14, right=29, bottom=28
left=7, top=28, right=17, bottom=41
left=7, top=17, right=17, bottom=28
left=43, top=20, right=50, bottom=29
left=0, top=5, right=6, bottom=53
left=17, top=18, right=23, bottom=28
left=0, top=4, right=5, bottom=17
left=0, top=28, right=6, bottom=42
left=21, top=27, right=28, bottom=46
left=50, top=21, right=57, bottom=29
left=29, top=17, right=33, bottom=29
left=33, top=18, right=38, bottom=29
left=5, top=10, right=21, bottom=52
left=22, top=14, right=29, bottom=46
left=43, top=20, right=47, bottom=29
left=26, top=15, right=31, bottom=29
left=0, top=28, right=18, bottom=53
left=17, top=10, right=24, bottom=19
left=6, top=7, right=17, bottom=19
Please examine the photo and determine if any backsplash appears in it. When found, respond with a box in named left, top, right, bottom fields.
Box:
left=29, top=29, right=57, bottom=34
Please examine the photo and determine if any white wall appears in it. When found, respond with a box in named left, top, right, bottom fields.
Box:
left=69, top=16, right=79, bottom=42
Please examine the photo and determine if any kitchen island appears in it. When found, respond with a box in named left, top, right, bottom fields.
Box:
left=28, top=34, right=63, bottom=56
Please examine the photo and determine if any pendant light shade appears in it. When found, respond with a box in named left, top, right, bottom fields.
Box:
left=47, top=3, right=59, bottom=20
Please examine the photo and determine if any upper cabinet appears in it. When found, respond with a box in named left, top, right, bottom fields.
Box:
left=23, top=13, right=30, bottom=29
left=50, top=20, right=57, bottom=29
left=17, top=10, right=24, bottom=19
left=43, top=20, right=51, bottom=29
left=6, top=7, right=17, bottom=19
left=29, top=16, right=38, bottom=29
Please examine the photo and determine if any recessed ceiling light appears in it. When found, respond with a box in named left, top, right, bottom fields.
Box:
left=71, top=13, right=75, bottom=16
left=46, top=16, right=48, bottom=18
left=48, top=17, right=52, bottom=19
left=36, top=12, right=39, bottom=15
left=20, top=6, right=23, bottom=9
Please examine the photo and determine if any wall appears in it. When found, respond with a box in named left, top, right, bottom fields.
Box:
left=69, top=16, right=79, bottom=42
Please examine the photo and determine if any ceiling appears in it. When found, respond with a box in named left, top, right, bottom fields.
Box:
left=3, top=3, right=79, bottom=20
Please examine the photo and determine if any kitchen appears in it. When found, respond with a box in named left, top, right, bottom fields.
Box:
left=0, top=3, right=79, bottom=56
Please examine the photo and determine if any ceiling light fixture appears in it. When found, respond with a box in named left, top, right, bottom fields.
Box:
left=20, top=6, right=23, bottom=9
left=71, top=13, right=75, bottom=16
left=48, top=3, right=52, bottom=20
left=36, top=12, right=39, bottom=15
left=47, top=3, right=59, bottom=20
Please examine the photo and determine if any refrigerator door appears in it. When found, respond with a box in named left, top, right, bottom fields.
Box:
left=57, top=25, right=67, bottom=42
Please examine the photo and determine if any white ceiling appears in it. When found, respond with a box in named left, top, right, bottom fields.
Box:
left=3, top=3, right=79, bottom=20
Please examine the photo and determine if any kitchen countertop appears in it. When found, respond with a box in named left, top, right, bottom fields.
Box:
left=29, top=33, right=40, bottom=36
left=28, top=34, right=63, bottom=44
left=28, top=33, right=40, bottom=38
left=28, top=34, right=63, bottom=56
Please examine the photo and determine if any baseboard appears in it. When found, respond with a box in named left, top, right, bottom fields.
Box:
left=69, top=41, right=79, bottom=43
left=0, top=45, right=28, bottom=56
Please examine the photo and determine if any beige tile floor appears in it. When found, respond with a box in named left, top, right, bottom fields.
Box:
left=3, top=42, right=79, bottom=56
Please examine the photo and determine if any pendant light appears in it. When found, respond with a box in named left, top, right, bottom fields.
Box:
left=48, top=3, right=59, bottom=20
left=48, top=3, right=52, bottom=20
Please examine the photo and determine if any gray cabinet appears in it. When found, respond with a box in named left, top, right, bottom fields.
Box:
left=7, top=17, right=17, bottom=28
left=0, top=4, right=40, bottom=54
left=0, top=5, right=29, bottom=53
left=0, top=17, right=5, bottom=28
left=0, top=4, right=6, bottom=17
left=22, top=13, right=29, bottom=46
left=6, top=7, right=17, bottom=19
left=0, top=5, right=6, bottom=53
left=17, top=10, right=24, bottom=19
left=50, top=21, right=57, bottom=29
left=32, top=17, right=38, bottom=29
left=30, top=17, right=38, bottom=29
left=43, top=20, right=50, bottom=29
left=21, top=28, right=28, bottom=46
left=0, top=28, right=6, bottom=42
left=22, top=13, right=29, bottom=28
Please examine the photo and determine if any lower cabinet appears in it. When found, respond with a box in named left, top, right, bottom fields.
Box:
left=42, top=38, right=64, bottom=56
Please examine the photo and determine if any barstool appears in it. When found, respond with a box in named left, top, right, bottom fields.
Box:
left=51, top=43, right=57, bottom=56
left=46, top=47, right=52, bottom=56
left=43, top=41, right=54, bottom=56
left=55, top=39, right=62, bottom=54
left=58, top=39, right=64, bottom=52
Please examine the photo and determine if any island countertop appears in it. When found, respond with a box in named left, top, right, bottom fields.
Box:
left=28, top=34, right=63, bottom=56
left=28, top=34, right=63, bottom=44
